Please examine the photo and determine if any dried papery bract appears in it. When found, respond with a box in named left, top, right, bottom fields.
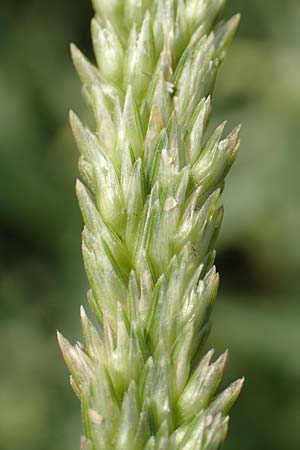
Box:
left=58, top=1, right=243, bottom=448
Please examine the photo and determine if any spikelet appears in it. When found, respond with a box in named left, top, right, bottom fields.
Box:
left=58, top=1, right=243, bottom=448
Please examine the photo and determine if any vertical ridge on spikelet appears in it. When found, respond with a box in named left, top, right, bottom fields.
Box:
left=58, top=1, right=243, bottom=448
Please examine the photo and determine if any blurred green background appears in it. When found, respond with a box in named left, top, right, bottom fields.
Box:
left=0, top=1, right=299, bottom=449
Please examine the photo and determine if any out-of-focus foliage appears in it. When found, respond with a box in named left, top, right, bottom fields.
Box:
left=0, top=1, right=299, bottom=450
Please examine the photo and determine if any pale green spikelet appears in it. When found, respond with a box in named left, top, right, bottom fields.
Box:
left=58, top=1, right=243, bottom=448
